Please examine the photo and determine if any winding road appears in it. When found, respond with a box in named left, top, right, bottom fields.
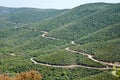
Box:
left=30, top=58, right=110, bottom=70
left=30, top=31, right=120, bottom=69
left=65, top=47, right=120, bottom=67
left=41, top=30, right=60, bottom=40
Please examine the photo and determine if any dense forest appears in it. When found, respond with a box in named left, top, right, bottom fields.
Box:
left=0, top=3, right=120, bottom=80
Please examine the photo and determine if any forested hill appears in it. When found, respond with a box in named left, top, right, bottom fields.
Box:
left=33, top=3, right=114, bottom=31
left=47, top=3, right=120, bottom=40
left=0, top=6, right=67, bottom=23
left=0, top=2, right=120, bottom=80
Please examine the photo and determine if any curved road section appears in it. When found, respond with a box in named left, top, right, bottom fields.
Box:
left=65, top=47, right=120, bottom=67
left=30, top=58, right=110, bottom=70
left=30, top=31, right=120, bottom=69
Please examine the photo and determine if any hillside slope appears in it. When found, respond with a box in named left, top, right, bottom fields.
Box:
left=48, top=3, right=120, bottom=40
left=33, top=3, right=111, bottom=31
left=0, top=6, right=66, bottom=23
left=77, top=23, right=120, bottom=43
left=0, top=3, right=120, bottom=80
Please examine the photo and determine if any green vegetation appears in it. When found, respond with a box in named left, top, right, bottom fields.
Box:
left=33, top=3, right=111, bottom=31
left=77, top=23, right=120, bottom=43
left=0, top=3, right=120, bottom=80
left=0, top=6, right=66, bottom=24
left=35, top=50, right=78, bottom=65
left=116, top=69, right=120, bottom=78
left=48, top=3, right=120, bottom=40
left=35, top=49, right=105, bottom=67
left=0, top=51, right=102, bottom=80
left=81, top=72, right=119, bottom=80
left=70, top=38, right=120, bottom=62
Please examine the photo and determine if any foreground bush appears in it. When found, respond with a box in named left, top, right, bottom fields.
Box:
left=0, top=70, right=42, bottom=80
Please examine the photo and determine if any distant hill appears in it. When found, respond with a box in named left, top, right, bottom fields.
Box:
left=32, top=3, right=112, bottom=31
left=0, top=3, right=120, bottom=80
left=0, top=6, right=67, bottom=23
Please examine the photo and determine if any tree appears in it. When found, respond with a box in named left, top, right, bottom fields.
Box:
left=0, top=74, right=10, bottom=80
left=0, top=70, right=42, bottom=80
left=16, top=70, right=42, bottom=80
left=116, top=69, right=120, bottom=78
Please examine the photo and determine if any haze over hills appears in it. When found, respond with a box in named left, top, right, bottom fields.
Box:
left=0, top=3, right=120, bottom=80
left=0, top=6, right=67, bottom=23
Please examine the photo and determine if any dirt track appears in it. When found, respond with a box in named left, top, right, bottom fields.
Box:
left=30, top=31, right=120, bottom=69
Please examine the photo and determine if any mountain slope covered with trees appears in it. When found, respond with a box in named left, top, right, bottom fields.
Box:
left=0, top=3, right=120, bottom=80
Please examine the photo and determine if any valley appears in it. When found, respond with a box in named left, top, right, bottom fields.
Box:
left=0, top=2, right=120, bottom=80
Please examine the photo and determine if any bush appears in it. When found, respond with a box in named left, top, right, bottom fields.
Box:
left=0, top=70, right=42, bottom=80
